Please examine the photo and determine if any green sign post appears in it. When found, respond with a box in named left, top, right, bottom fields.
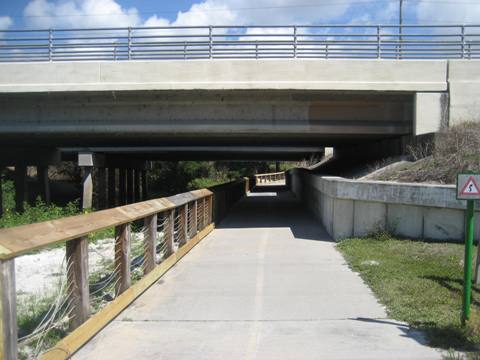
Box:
left=456, top=174, right=480, bottom=325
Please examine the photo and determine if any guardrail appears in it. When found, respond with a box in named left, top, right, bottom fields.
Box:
left=210, top=178, right=251, bottom=223
left=0, top=24, right=479, bottom=62
left=0, top=187, right=225, bottom=359
left=255, top=172, right=286, bottom=185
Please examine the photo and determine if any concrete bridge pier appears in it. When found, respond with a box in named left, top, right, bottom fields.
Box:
left=77, top=153, right=149, bottom=210
left=107, top=168, right=117, bottom=208
left=13, top=165, right=27, bottom=213
left=0, top=149, right=60, bottom=214
left=37, top=165, right=51, bottom=206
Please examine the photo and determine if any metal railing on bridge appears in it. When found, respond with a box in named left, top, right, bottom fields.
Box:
left=0, top=179, right=249, bottom=360
left=0, top=24, right=479, bottom=62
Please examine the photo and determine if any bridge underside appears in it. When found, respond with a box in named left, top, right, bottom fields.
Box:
left=0, top=90, right=412, bottom=153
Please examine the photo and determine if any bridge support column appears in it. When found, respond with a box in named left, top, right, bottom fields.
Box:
left=14, top=165, right=26, bottom=213
left=108, top=168, right=116, bottom=208
left=78, top=153, right=93, bottom=210
left=126, top=169, right=134, bottom=204
left=141, top=170, right=148, bottom=200
left=119, top=168, right=127, bottom=205
left=37, top=165, right=51, bottom=206
left=97, top=167, right=107, bottom=210
left=134, top=169, right=140, bottom=203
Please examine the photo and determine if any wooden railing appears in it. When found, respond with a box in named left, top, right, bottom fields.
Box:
left=255, top=172, right=286, bottom=185
left=210, top=177, right=251, bottom=223
left=0, top=188, right=220, bottom=360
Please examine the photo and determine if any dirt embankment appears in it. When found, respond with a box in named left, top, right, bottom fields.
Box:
left=367, top=122, right=480, bottom=185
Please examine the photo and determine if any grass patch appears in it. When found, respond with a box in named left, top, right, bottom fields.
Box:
left=337, top=236, right=480, bottom=353
left=17, top=293, right=69, bottom=360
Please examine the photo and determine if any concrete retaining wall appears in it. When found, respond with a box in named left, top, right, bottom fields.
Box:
left=288, top=168, right=480, bottom=242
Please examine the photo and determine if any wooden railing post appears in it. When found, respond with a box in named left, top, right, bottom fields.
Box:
left=179, top=205, right=188, bottom=246
left=143, top=215, right=157, bottom=274
left=165, top=210, right=175, bottom=256
left=115, top=224, right=131, bottom=295
left=0, top=259, right=17, bottom=360
left=208, top=195, right=213, bottom=224
left=203, top=197, right=208, bottom=229
left=192, top=200, right=198, bottom=236
left=66, top=237, right=90, bottom=330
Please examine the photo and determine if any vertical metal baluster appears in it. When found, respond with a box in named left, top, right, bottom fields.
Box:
left=377, top=26, right=381, bottom=59
left=293, top=25, right=297, bottom=58
left=127, top=27, right=132, bottom=60
left=461, top=25, right=465, bottom=59
left=209, top=26, right=213, bottom=59
left=48, top=29, right=53, bottom=62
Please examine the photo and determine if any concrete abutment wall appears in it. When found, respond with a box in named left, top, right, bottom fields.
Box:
left=288, top=168, right=480, bottom=242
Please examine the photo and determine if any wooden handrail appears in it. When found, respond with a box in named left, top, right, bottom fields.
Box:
left=0, top=189, right=211, bottom=260
left=0, top=187, right=218, bottom=360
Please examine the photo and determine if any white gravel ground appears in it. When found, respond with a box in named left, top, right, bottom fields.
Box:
left=15, top=238, right=116, bottom=296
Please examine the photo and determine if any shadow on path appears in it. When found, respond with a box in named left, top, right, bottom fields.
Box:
left=217, top=185, right=331, bottom=242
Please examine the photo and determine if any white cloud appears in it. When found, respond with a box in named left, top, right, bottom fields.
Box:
left=416, top=2, right=480, bottom=24
left=163, top=0, right=353, bottom=27
left=23, top=0, right=141, bottom=28
left=22, top=0, right=358, bottom=30
left=17, top=0, right=480, bottom=31
left=0, top=16, right=13, bottom=30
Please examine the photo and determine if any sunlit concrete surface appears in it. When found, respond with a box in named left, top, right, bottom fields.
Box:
left=73, top=190, right=440, bottom=360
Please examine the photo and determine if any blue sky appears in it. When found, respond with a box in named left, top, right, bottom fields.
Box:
left=0, top=0, right=478, bottom=31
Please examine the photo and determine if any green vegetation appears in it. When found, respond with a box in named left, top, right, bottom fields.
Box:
left=17, top=292, right=68, bottom=360
left=148, top=161, right=273, bottom=197
left=0, top=178, right=78, bottom=228
left=0, top=177, right=114, bottom=240
left=337, top=235, right=480, bottom=356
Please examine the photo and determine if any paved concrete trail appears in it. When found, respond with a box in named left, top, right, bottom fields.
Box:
left=74, top=189, right=440, bottom=360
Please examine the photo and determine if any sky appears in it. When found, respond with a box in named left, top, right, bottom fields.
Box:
left=0, top=0, right=479, bottom=31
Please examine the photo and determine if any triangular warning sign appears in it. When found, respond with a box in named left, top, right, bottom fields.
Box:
left=460, top=176, right=480, bottom=196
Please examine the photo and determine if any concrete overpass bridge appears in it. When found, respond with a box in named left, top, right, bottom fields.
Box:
left=1, top=23, right=479, bottom=220
left=0, top=24, right=479, bottom=159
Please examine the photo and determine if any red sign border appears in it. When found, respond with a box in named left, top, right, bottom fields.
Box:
left=459, top=175, right=480, bottom=196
